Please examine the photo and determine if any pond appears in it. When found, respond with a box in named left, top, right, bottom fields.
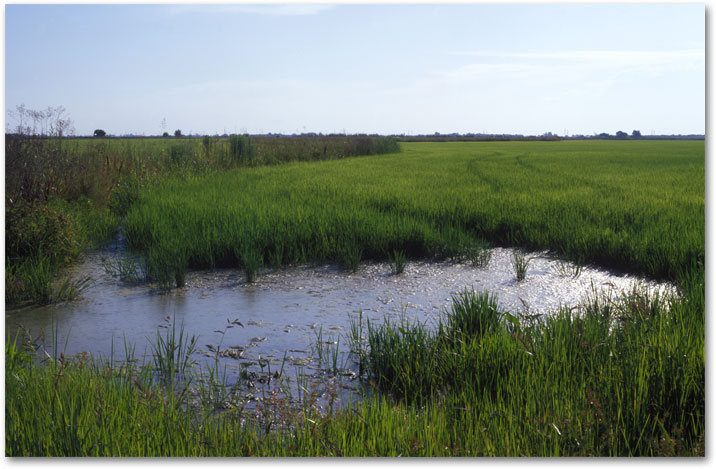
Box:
left=6, top=239, right=673, bottom=411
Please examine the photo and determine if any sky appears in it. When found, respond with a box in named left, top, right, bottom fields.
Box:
left=3, top=2, right=706, bottom=137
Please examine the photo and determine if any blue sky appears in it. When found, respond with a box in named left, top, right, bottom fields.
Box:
left=4, top=2, right=705, bottom=136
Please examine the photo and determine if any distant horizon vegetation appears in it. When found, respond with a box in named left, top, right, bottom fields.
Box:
left=5, top=104, right=704, bottom=141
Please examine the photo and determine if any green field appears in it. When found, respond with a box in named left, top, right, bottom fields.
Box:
left=124, top=141, right=704, bottom=286
left=5, top=139, right=705, bottom=456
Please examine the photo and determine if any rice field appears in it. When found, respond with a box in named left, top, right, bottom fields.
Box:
left=123, top=141, right=704, bottom=287
left=5, top=139, right=705, bottom=456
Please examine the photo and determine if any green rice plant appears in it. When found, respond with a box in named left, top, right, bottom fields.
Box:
left=552, top=254, right=584, bottom=279
left=268, top=244, right=284, bottom=271
left=100, top=254, right=144, bottom=283
left=465, top=239, right=492, bottom=267
left=347, top=310, right=367, bottom=376
left=238, top=247, right=263, bottom=283
left=511, top=250, right=530, bottom=281
left=340, top=244, right=363, bottom=273
left=366, top=312, right=442, bottom=403
left=387, top=249, right=407, bottom=275
left=440, top=288, right=502, bottom=340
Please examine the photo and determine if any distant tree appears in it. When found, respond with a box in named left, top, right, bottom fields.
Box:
left=598, top=132, right=611, bottom=138
left=616, top=131, right=628, bottom=139
left=174, top=129, right=182, bottom=137
left=632, top=130, right=642, bottom=138
left=162, top=132, right=170, bottom=138
left=93, top=129, right=106, bottom=138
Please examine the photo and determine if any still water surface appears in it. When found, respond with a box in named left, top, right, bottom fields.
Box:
left=6, top=243, right=672, bottom=408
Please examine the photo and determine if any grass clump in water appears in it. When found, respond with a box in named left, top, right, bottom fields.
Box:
left=465, top=239, right=492, bottom=267
left=387, top=249, right=407, bottom=275
left=239, top=247, right=263, bottom=283
left=340, top=244, right=363, bottom=273
left=511, top=250, right=530, bottom=281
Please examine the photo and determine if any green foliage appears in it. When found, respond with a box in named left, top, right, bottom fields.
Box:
left=150, top=317, right=198, bottom=393
left=442, top=288, right=502, bottom=340
left=6, top=200, right=81, bottom=265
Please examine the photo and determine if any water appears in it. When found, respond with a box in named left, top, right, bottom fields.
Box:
left=5, top=243, right=673, bottom=410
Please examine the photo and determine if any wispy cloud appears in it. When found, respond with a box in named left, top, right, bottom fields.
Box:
left=431, top=48, right=703, bottom=87
left=167, top=4, right=335, bottom=17
left=449, top=49, right=703, bottom=65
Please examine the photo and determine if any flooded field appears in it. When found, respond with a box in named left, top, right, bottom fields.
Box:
left=5, top=239, right=674, bottom=410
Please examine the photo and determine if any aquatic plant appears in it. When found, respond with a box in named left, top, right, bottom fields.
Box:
left=149, top=316, right=198, bottom=393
